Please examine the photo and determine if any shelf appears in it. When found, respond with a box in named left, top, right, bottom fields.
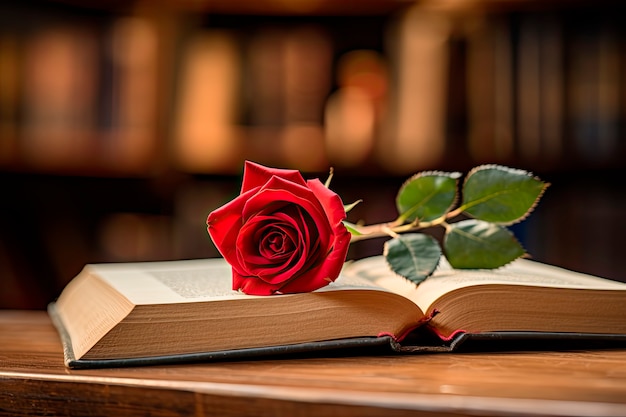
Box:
left=44, top=0, right=415, bottom=15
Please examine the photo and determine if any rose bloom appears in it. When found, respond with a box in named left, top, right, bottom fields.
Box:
left=207, top=161, right=351, bottom=295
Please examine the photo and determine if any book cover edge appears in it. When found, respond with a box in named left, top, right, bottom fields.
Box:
left=48, top=302, right=626, bottom=369
left=47, top=302, right=398, bottom=369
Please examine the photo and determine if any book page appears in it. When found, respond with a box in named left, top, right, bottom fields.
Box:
left=341, top=256, right=422, bottom=303
left=89, top=258, right=248, bottom=305
left=415, top=258, right=626, bottom=312
left=149, top=268, right=235, bottom=299
left=90, top=257, right=391, bottom=305
left=344, top=256, right=626, bottom=313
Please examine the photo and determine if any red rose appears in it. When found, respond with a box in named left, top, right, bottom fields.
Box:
left=207, top=161, right=351, bottom=295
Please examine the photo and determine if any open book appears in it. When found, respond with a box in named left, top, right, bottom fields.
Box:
left=49, top=256, right=626, bottom=368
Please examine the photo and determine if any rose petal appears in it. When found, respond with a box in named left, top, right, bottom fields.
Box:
left=232, top=270, right=278, bottom=295
left=243, top=200, right=325, bottom=275
left=206, top=188, right=259, bottom=268
left=237, top=211, right=302, bottom=260
left=210, top=161, right=351, bottom=295
left=242, top=175, right=319, bottom=219
left=235, top=211, right=308, bottom=285
left=243, top=178, right=332, bottom=247
left=307, top=178, right=348, bottom=225
left=238, top=180, right=337, bottom=290
left=259, top=228, right=295, bottom=259
left=278, top=225, right=351, bottom=293
left=240, top=224, right=301, bottom=276
left=241, top=161, right=306, bottom=193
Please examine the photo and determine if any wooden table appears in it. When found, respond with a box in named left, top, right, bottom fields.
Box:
left=1, top=310, right=626, bottom=416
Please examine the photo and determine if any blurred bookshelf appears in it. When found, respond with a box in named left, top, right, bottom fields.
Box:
left=1, top=0, right=625, bottom=308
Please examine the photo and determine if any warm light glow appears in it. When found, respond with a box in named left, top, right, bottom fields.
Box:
left=281, top=123, right=327, bottom=171
left=174, top=31, right=241, bottom=172
left=324, top=49, right=387, bottom=168
left=325, top=87, right=375, bottom=167
left=337, top=50, right=388, bottom=101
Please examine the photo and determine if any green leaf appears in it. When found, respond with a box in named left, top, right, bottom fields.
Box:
left=443, top=219, right=525, bottom=269
left=342, top=220, right=362, bottom=236
left=383, top=233, right=442, bottom=285
left=461, top=165, right=548, bottom=225
left=396, top=171, right=461, bottom=223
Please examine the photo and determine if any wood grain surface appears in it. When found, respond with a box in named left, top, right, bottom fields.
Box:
left=1, top=310, right=626, bottom=416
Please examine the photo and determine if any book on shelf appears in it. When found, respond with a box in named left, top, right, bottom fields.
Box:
left=567, top=23, right=620, bottom=163
left=383, top=8, right=450, bottom=173
left=48, top=255, right=626, bottom=369
left=21, top=26, right=100, bottom=169
left=466, top=15, right=515, bottom=163
left=0, top=34, right=19, bottom=164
